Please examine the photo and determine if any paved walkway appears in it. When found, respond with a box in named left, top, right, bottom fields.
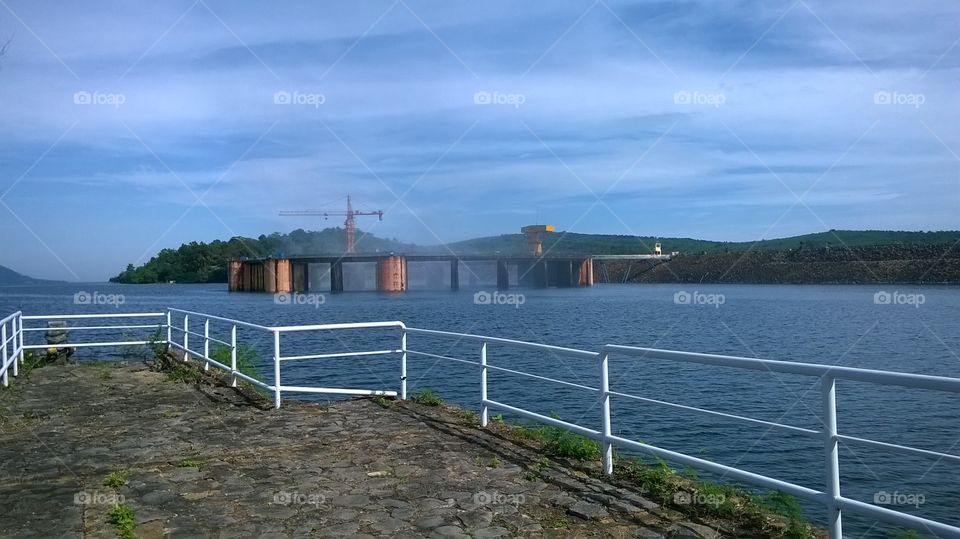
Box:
left=0, top=361, right=727, bottom=538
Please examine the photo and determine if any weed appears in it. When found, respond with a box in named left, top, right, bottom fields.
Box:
left=178, top=457, right=205, bottom=468
left=210, top=344, right=268, bottom=397
left=525, top=457, right=551, bottom=481
left=160, top=410, right=181, bottom=418
left=410, top=389, right=443, bottom=406
left=764, top=491, right=811, bottom=539
left=103, top=470, right=129, bottom=488
left=490, top=414, right=504, bottom=423
left=372, top=395, right=392, bottom=408
left=490, top=456, right=502, bottom=468
left=452, top=408, right=478, bottom=423
left=108, top=504, right=136, bottom=539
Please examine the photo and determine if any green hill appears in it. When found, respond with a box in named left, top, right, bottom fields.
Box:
left=443, top=230, right=960, bottom=256
left=111, top=228, right=415, bottom=284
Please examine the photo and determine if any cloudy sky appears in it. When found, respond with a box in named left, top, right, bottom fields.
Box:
left=0, top=0, right=957, bottom=280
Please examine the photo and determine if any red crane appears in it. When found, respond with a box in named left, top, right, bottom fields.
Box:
left=279, top=195, right=383, bottom=254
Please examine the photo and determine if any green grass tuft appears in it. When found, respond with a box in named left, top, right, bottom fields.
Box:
left=103, top=470, right=129, bottom=489
left=410, top=389, right=443, bottom=406
left=108, top=504, right=136, bottom=539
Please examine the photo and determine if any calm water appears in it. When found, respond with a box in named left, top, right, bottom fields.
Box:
left=1, top=282, right=957, bottom=537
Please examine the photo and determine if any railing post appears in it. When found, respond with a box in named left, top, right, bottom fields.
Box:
left=600, top=351, right=613, bottom=475
left=230, top=325, right=237, bottom=388
left=2, top=323, right=8, bottom=387
left=10, top=319, right=17, bottom=378
left=273, top=329, right=281, bottom=409
left=183, top=314, right=190, bottom=362
left=400, top=330, right=407, bottom=400
left=203, top=319, right=210, bottom=371
left=822, top=374, right=842, bottom=539
left=480, top=341, right=488, bottom=427
left=17, top=314, right=24, bottom=365
left=166, top=310, right=172, bottom=348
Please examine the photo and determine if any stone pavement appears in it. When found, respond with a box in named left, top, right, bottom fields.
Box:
left=0, top=361, right=732, bottom=538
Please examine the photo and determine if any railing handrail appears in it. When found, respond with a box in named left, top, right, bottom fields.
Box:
left=603, top=344, right=960, bottom=393
left=21, top=312, right=165, bottom=320
left=166, top=308, right=273, bottom=332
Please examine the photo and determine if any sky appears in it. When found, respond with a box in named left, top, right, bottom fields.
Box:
left=0, top=0, right=957, bottom=281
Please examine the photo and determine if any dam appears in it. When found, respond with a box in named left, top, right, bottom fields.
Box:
left=227, top=255, right=596, bottom=293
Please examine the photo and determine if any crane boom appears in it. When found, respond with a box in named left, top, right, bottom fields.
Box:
left=279, top=195, right=383, bottom=254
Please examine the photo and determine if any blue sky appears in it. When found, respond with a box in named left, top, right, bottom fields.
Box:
left=0, top=0, right=957, bottom=281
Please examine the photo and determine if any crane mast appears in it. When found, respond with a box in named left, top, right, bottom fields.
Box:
left=279, top=195, right=384, bottom=254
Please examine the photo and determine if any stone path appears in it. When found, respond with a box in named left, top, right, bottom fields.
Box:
left=0, top=361, right=730, bottom=538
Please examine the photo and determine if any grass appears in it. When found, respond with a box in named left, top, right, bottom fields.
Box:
left=513, top=420, right=601, bottom=461
left=410, top=389, right=443, bottom=406
left=372, top=395, right=393, bottom=408
left=178, top=457, right=206, bottom=468
left=210, top=344, right=269, bottom=398
left=482, top=410, right=815, bottom=538
left=108, top=504, right=136, bottom=539
left=103, top=470, right=129, bottom=489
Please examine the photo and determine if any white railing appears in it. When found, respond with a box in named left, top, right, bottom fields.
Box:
left=2, top=308, right=958, bottom=539
left=0, top=311, right=24, bottom=387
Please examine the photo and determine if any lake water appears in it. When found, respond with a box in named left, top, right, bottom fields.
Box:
left=1, top=282, right=957, bottom=537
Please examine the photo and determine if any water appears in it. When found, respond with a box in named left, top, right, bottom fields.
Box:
left=2, top=282, right=957, bottom=537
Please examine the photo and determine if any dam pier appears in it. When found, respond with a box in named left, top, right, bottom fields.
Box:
left=227, top=255, right=595, bottom=293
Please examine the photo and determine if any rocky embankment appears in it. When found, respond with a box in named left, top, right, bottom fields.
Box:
left=600, top=244, right=960, bottom=284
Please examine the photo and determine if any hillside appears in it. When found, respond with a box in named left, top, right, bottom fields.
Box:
left=444, top=230, right=960, bottom=256
left=599, top=244, right=960, bottom=285
left=0, top=264, right=63, bottom=285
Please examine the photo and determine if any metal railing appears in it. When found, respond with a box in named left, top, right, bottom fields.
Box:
left=2, top=307, right=958, bottom=539
left=0, top=311, right=24, bottom=387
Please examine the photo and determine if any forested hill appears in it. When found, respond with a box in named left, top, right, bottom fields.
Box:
left=445, top=230, right=960, bottom=256
left=111, top=228, right=960, bottom=284
left=110, top=228, right=414, bottom=284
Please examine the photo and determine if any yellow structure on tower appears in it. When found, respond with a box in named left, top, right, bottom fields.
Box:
left=521, top=224, right=556, bottom=257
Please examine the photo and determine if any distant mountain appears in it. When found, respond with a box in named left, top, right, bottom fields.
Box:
left=0, top=264, right=64, bottom=285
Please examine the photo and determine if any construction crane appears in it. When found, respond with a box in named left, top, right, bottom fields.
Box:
left=279, top=195, right=383, bottom=254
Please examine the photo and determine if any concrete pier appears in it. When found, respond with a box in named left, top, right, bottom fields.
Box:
left=229, top=254, right=595, bottom=293
left=0, top=360, right=730, bottom=537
